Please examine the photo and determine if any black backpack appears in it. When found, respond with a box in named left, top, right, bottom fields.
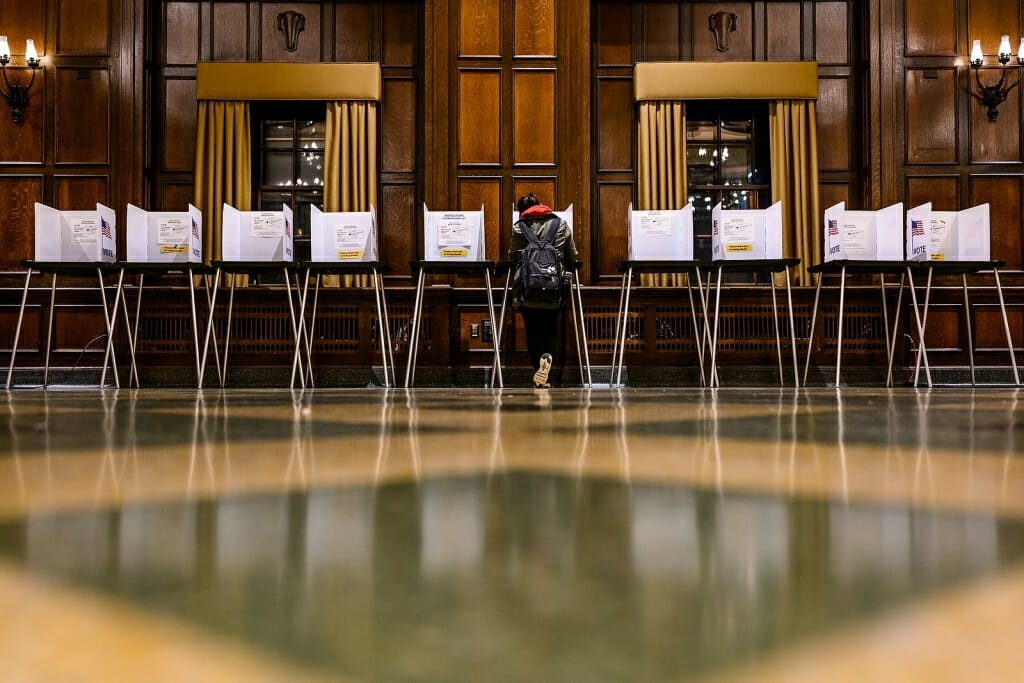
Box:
left=515, top=217, right=564, bottom=309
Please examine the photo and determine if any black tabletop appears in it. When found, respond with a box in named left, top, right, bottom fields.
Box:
left=618, top=260, right=710, bottom=273
left=411, top=260, right=497, bottom=275
left=711, top=258, right=801, bottom=274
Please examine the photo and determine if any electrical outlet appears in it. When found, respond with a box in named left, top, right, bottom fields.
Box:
left=470, top=323, right=479, bottom=338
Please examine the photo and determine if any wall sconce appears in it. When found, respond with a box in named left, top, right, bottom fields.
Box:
left=0, top=36, right=41, bottom=124
left=969, top=35, right=1024, bottom=122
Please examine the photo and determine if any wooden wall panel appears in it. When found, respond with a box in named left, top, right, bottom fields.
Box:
left=57, top=0, right=109, bottom=54
left=458, top=70, right=501, bottom=165
left=460, top=0, right=501, bottom=57
left=970, top=87, right=1020, bottom=162
left=922, top=308, right=961, bottom=350
left=906, top=175, right=958, bottom=210
left=596, top=183, right=632, bottom=278
left=817, top=78, right=851, bottom=171
left=163, top=79, right=197, bottom=172
left=55, top=67, right=110, bottom=164
left=55, top=308, right=109, bottom=350
left=54, top=176, right=109, bottom=210
left=815, top=3, right=848, bottom=64
left=513, top=177, right=556, bottom=210
left=766, top=3, right=802, bottom=61
left=0, top=70, right=45, bottom=163
left=335, top=3, right=372, bottom=61
left=818, top=183, right=850, bottom=211
left=597, top=0, right=632, bottom=66
left=383, top=1, right=418, bottom=66
left=514, top=0, right=556, bottom=57
left=381, top=184, right=417, bottom=276
left=165, top=2, right=200, bottom=65
left=0, top=5, right=44, bottom=45
left=160, top=183, right=194, bottom=212
left=0, top=177, right=44, bottom=269
left=642, top=4, right=681, bottom=61
left=967, top=1, right=1020, bottom=55
left=693, top=4, right=752, bottom=61
left=383, top=79, right=417, bottom=173
left=596, top=77, right=632, bottom=172
left=905, top=0, right=956, bottom=55
left=513, top=70, right=556, bottom=165
left=970, top=175, right=1022, bottom=269
left=458, top=177, right=501, bottom=260
left=261, top=4, right=322, bottom=62
left=213, top=3, right=249, bottom=61
left=976, top=307, right=1023, bottom=349
left=905, top=68, right=957, bottom=164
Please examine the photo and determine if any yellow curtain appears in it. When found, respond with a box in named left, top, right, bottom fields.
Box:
left=193, top=101, right=251, bottom=265
left=769, top=99, right=820, bottom=286
left=323, top=100, right=378, bottom=287
left=637, top=101, right=688, bottom=286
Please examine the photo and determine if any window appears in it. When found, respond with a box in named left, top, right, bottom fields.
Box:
left=685, top=101, right=771, bottom=260
left=253, top=103, right=327, bottom=263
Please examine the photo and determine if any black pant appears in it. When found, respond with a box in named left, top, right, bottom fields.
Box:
left=519, top=307, right=562, bottom=372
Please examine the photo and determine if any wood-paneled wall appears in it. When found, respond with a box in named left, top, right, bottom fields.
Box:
left=2, top=0, right=1023, bottom=372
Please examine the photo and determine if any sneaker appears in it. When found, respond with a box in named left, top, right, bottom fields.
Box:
left=533, top=353, right=552, bottom=387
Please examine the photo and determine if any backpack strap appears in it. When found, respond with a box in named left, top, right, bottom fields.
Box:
left=518, top=217, right=559, bottom=247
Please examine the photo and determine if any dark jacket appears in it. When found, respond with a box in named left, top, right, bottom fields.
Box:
left=509, top=205, right=580, bottom=277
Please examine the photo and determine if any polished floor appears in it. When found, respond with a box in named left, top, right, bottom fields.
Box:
left=1, top=387, right=1022, bottom=682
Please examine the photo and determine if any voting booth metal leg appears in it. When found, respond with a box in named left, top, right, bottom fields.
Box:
left=404, top=268, right=426, bottom=388
left=308, top=273, right=323, bottom=387
left=575, top=275, right=592, bottom=387
left=371, top=268, right=394, bottom=388
left=906, top=267, right=932, bottom=388
left=5, top=269, right=33, bottom=391
left=694, top=267, right=718, bottom=387
left=569, top=277, right=584, bottom=387
left=710, top=267, right=723, bottom=388
left=770, top=278, right=784, bottom=386
left=483, top=269, right=503, bottom=389
left=835, top=266, right=847, bottom=388
left=186, top=270, right=203, bottom=388
left=961, top=274, right=976, bottom=385
left=610, top=268, right=629, bottom=388
left=802, top=271, right=823, bottom=387
left=291, top=270, right=310, bottom=390
left=685, top=271, right=706, bottom=387
left=992, top=268, right=1021, bottom=385
left=98, top=267, right=122, bottom=390
left=42, top=274, right=57, bottom=387
left=490, top=270, right=511, bottom=389
left=283, top=268, right=306, bottom=390
left=199, top=268, right=222, bottom=389
left=885, top=272, right=906, bottom=388
left=784, top=269, right=799, bottom=388
left=615, top=268, right=634, bottom=388
left=380, top=277, right=396, bottom=386
left=119, top=271, right=141, bottom=389
left=220, top=277, right=238, bottom=388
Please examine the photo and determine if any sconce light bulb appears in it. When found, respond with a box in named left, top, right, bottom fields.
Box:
left=998, top=35, right=1012, bottom=64
left=0, top=36, right=10, bottom=61
left=970, top=39, right=984, bottom=67
left=24, top=39, right=37, bottom=62
left=1018, top=38, right=1024, bottom=65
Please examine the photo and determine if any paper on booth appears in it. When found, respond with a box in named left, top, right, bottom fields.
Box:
left=627, top=203, right=694, bottom=260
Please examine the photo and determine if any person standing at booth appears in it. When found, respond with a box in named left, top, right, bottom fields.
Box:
left=510, top=193, right=579, bottom=387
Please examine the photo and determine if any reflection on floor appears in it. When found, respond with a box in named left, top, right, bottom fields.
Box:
left=0, top=388, right=1022, bottom=682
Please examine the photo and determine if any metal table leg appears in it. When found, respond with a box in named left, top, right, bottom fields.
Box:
left=483, top=268, right=502, bottom=388
left=404, top=268, right=426, bottom=388
left=802, top=270, right=823, bottom=387
left=992, top=268, right=1020, bottom=385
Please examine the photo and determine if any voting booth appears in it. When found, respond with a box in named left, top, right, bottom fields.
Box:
left=34, top=203, right=117, bottom=263
left=627, top=203, right=694, bottom=260
left=423, top=205, right=485, bottom=261
left=310, top=205, right=377, bottom=262
left=221, top=203, right=294, bottom=261
left=126, top=204, right=203, bottom=263
left=928, top=203, right=990, bottom=262
left=823, top=202, right=903, bottom=261
left=711, top=201, right=783, bottom=260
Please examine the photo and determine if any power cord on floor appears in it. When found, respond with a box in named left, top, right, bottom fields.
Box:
left=23, top=333, right=109, bottom=388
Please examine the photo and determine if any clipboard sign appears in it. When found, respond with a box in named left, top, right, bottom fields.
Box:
left=34, top=202, right=118, bottom=263
left=424, top=204, right=485, bottom=261
left=929, top=203, right=990, bottom=262
left=627, top=203, right=694, bottom=260
left=311, top=205, right=377, bottom=262
left=222, top=203, right=294, bottom=262
left=126, top=203, right=203, bottom=263
left=823, top=201, right=904, bottom=262
left=711, top=201, right=783, bottom=260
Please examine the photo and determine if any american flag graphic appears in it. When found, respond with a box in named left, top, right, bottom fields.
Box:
left=911, top=219, right=925, bottom=236
left=101, top=217, right=112, bottom=239
left=827, top=219, right=839, bottom=236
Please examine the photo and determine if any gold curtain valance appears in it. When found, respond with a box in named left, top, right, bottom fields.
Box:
left=196, top=62, right=381, bottom=101
left=634, top=62, right=818, bottom=101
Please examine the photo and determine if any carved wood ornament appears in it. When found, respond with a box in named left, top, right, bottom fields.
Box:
left=709, top=11, right=738, bottom=53
left=276, top=11, right=306, bottom=53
